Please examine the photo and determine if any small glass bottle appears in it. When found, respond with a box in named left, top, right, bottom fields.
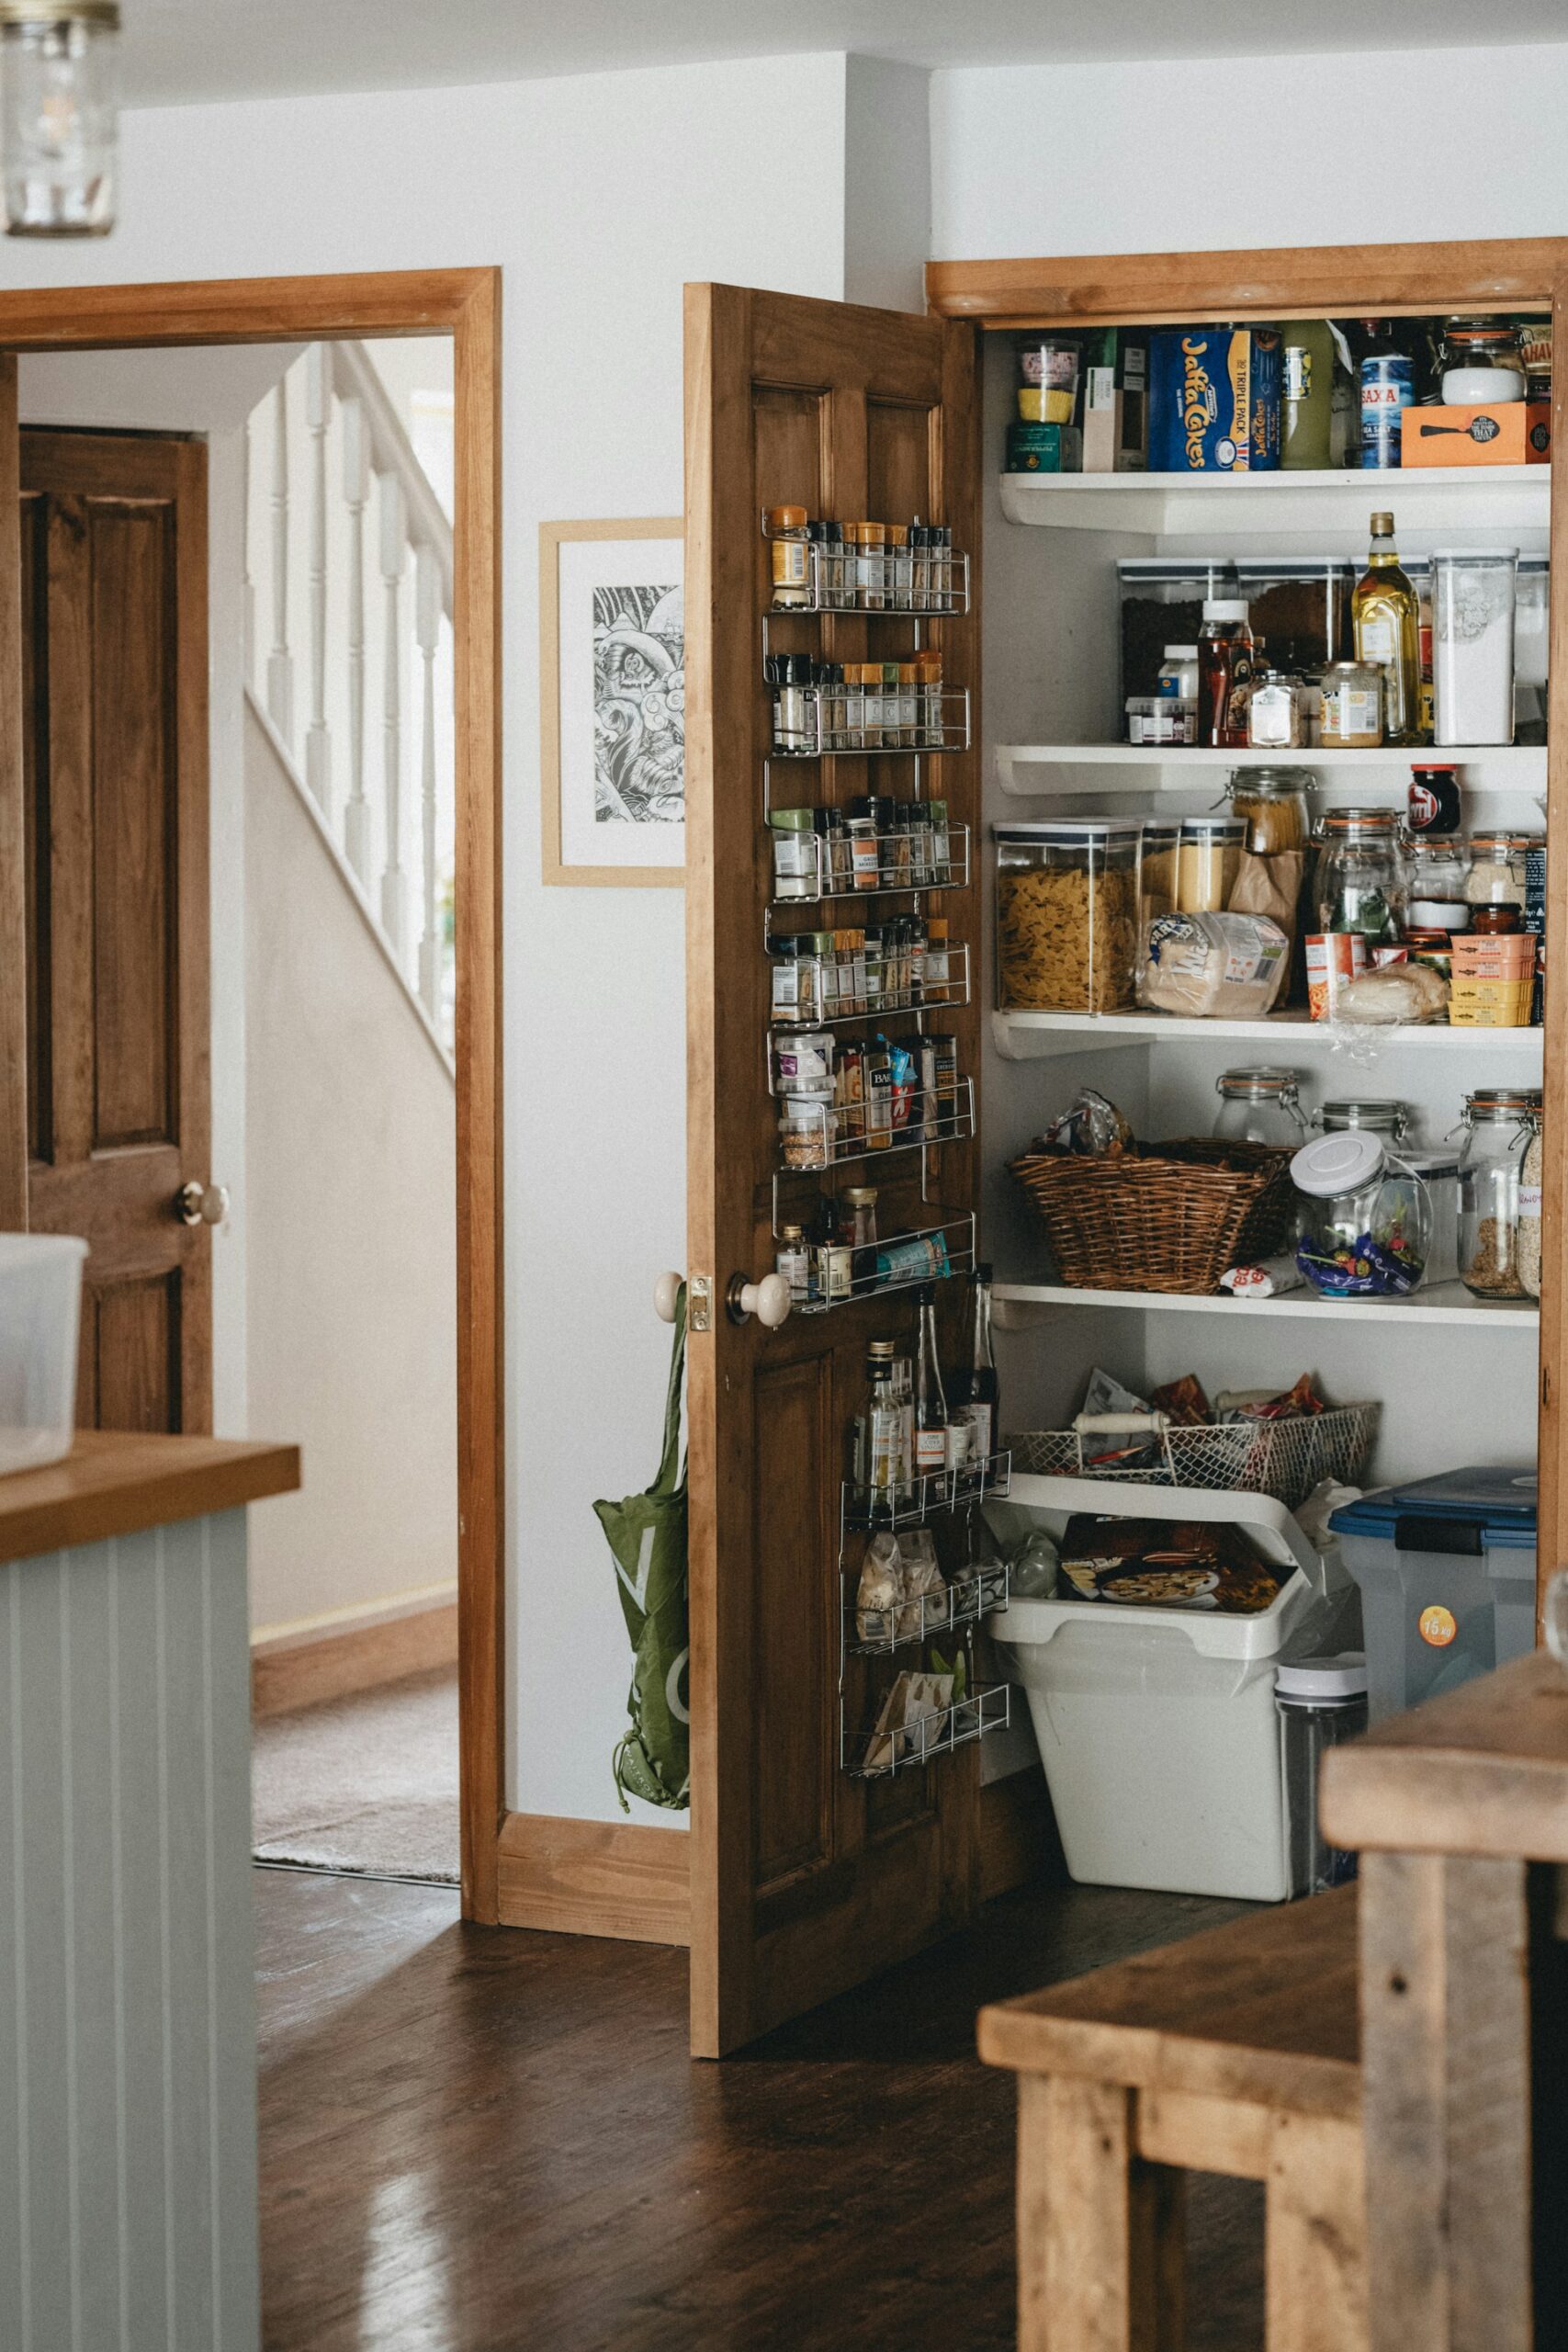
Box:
left=890, top=523, right=913, bottom=611
left=925, top=916, right=951, bottom=1002
left=765, top=503, right=810, bottom=609
left=775, top=1223, right=811, bottom=1305
left=860, top=663, right=884, bottom=752
left=770, top=808, right=819, bottom=901
left=858, top=521, right=887, bottom=612
left=848, top=798, right=881, bottom=892
left=844, top=1185, right=879, bottom=1289
left=913, top=1283, right=951, bottom=1479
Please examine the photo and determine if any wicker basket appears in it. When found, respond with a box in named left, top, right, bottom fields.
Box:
left=1010, top=1138, right=1297, bottom=1295
left=1008, top=1404, right=1379, bottom=1512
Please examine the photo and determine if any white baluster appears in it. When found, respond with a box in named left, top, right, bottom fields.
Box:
left=341, top=395, right=372, bottom=888
left=378, top=472, right=410, bottom=965
left=415, top=541, right=442, bottom=1022
left=241, top=413, right=255, bottom=691
left=304, top=344, right=333, bottom=818
left=265, top=378, right=294, bottom=749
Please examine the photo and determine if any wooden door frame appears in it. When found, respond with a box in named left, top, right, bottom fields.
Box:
left=924, top=234, right=1568, bottom=1611
left=0, top=268, right=506, bottom=1917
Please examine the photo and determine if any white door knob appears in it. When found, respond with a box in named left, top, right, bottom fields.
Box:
left=653, top=1272, right=683, bottom=1324
left=728, top=1272, right=791, bottom=1329
left=176, top=1180, right=230, bottom=1228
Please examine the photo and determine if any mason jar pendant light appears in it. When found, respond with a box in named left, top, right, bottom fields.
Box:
left=0, top=1, right=118, bottom=237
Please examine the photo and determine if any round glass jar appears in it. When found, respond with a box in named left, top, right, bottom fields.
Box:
left=1403, top=832, right=1472, bottom=931
left=1247, top=671, right=1306, bottom=750
left=1319, top=661, right=1383, bottom=748
left=1316, top=1098, right=1412, bottom=1143
left=1174, top=815, right=1247, bottom=913
left=1213, top=1068, right=1309, bottom=1148
left=1292, top=1130, right=1432, bottom=1298
left=995, top=820, right=1142, bottom=1013
left=1314, top=808, right=1404, bottom=941
left=1228, top=766, right=1312, bottom=854
left=1438, top=317, right=1528, bottom=405
left=1466, top=829, right=1543, bottom=908
left=1455, top=1087, right=1543, bottom=1300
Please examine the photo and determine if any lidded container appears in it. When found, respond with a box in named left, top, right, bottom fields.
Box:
left=1403, top=833, right=1472, bottom=931
left=1228, top=765, right=1312, bottom=854
left=1137, top=818, right=1181, bottom=925
left=1317, top=1098, right=1412, bottom=1142
left=1454, top=1086, right=1542, bottom=1301
left=1234, top=556, right=1354, bottom=678
left=1291, top=1129, right=1432, bottom=1297
left=1247, top=671, right=1305, bottom=749
left=1276, top=1655, right=1369, bottom=1896
left=1117, top=557, right=1241, bottom=702
left=1466, top=829, right=1543, bottom=908
left=1514, top=554, right=1550, bottom=742
left=1314, top=807, right=1404, bottom=941
left=994, top=820, right=1142, bottom=1013
left=1213, top=1068, right=1308, bottom=1148
left=1432, top=549, right=1517, bottom=747
left=1174, top=814, right=1246, bottom=913
left=1015, top=334, right=1081, bottom=425
left=1438, top=317, right=1528, bottom=404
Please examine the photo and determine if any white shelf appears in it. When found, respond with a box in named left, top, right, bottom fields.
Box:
left=993, top=1008, right=1546, bottom=1064
left=996, top=743, right=1548, bottom=798
left=993, top=1279, right=1539, bottom=1331
left=998, top=466, right=1551, bottom=537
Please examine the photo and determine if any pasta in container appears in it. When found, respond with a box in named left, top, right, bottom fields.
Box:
left=995, top=820, right=1142, bottom=1013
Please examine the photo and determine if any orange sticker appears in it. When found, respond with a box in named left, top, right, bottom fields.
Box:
left=1419, top=1604, right=1458, bottom=1649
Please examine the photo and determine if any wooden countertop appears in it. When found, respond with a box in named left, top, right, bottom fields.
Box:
left=1321, top=1650, right=1568, bottom=1862
left=0, top=1430, right=300, bottom=1565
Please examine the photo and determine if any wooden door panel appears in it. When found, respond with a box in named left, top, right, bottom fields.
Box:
left=685, top=284, right=981, bottom=2054
left=19, top=430, right=210, bottom=1434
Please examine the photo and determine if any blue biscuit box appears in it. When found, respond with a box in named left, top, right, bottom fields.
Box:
left=1149, top=326, right=1282, bottom=472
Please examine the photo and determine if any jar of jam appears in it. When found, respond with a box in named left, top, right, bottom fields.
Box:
left=1471, top=903, right=1521, bottom=936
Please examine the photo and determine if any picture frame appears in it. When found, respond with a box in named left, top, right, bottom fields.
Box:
left=539, top=517, right=686, bottom=887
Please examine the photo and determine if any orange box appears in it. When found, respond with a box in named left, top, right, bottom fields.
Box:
left=1400, top=401, right=1551, bottom=467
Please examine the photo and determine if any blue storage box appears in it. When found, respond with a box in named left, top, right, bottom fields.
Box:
left=1148, top=325, right=1281, bottom=473
left=1329, top=1466, right=1536, bottom=1722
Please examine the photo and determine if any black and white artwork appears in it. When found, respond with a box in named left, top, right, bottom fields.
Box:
left=553, top=529, right=684, bottom=879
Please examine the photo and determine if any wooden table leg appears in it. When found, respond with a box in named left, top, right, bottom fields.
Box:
left=1358, top=1850, right=1532, bottom=2352
left=1265, top=2111, right=1369, bottom=2352
left=1016, top=2074, right=1184, bottom=2350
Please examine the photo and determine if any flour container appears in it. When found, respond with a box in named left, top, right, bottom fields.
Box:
left=1328, top=1466, right=1537, bottom=1721
left=0, top=1233, right=87, bottom=1474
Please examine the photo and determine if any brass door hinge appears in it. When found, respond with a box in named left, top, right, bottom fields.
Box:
left=688, top=1274, right=713, bottom=1333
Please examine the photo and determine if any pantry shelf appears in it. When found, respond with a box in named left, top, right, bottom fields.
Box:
left=992, top=1280, right=1540, bottom=1331
left=995, top=743, right=1548, bottom=798
left=991, top=1008, right=1547, bottom=1064
left=998, top=465, right=1551, bottom=537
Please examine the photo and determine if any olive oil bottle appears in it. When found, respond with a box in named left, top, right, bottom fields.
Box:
left=1352, top=510, right=1422, bottom=746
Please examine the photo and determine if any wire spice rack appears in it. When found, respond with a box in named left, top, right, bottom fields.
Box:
left=847, top=1683, right=1011, bottom=1781
left=784, top=1214, right=977, bottom=1317
left=760, top=510, right=971, bottom=617
left=843, top=1449, right=1012, bottom=1532
left=845, top=1558, right=1010, bottom=1657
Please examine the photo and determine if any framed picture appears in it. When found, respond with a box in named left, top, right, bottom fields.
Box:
left=540, top=517, right=685, bottom=886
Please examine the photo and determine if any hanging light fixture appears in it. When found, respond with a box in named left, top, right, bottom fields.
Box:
left=0, top=0, right=118, bottom=237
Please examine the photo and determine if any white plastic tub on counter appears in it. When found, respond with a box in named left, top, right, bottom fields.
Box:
left=0, top=1234, right=87, bottom=1473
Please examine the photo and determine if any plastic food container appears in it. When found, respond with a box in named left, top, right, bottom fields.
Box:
left=1174, top=816, right=1246, bottom=913
left=1433, top=550, right=1517, bottom=747
left=1117, top=557, right=1241, bottom=703
left=1276, top=1654, right=1369, bottom=1896
left=0, top=1234, right=88, bottom=1475
left=995, top=820, right=1142, bottom=1013
left=1329, top=1466, right=1537, bottom=1720
left=1233, top=556, right=1355, bottom=678
left=1291, top=1129, right=1433, bottom=1297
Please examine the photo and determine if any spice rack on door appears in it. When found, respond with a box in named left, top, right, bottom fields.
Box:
left=761, top=508, right=971, bottom=617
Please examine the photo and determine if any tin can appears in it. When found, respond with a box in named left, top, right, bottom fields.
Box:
left=1360, top=353, right=1415, bottom=469
left=1306, top=932, right=1369, bottom=1021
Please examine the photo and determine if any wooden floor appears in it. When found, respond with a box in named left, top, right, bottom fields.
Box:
left=256, top=1866, right=1268, bottom=2351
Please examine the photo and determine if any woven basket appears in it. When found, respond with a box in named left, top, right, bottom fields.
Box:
left=1010, top=1139, right=1297, bottom=1295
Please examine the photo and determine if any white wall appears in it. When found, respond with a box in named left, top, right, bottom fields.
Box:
left=0, top=52, right=870, bottom=1826
left=931, top=40, right=1568, bottom=257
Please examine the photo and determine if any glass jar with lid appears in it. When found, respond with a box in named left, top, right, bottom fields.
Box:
left=1438, top=317, right=1528, bottom=405
left=1247, top=672, right=1306, bottom=750
left=1291, top=1130, right=1432, bottom=1298
left=1228, top=765, right=1313, bottom=856
left=1454, top=1086, right=1543, bottom=1300
left=1403, top=833, right=1472, bottom=931
left=1316, top=1098, right=1413, bottom=1143
left=995, top=820, right=1142, bottom=1012
left=1318, top=660, right=1383, bottom=749
left=1313, top=808, right=1404, bottom=942
left=1175, top=815, right=1247, bottom=912
left=1466, top=830, right=1543, bottom=908
left=1213, top=1068, right=1309, bottom=1148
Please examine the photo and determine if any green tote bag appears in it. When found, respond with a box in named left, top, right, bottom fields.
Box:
left=594, top=1285, right=690, bottom=1812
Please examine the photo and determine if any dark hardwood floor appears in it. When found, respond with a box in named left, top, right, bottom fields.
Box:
left=256, top=1866, right=1266, bottom=2351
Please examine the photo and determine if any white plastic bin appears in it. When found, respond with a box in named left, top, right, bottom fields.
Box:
left=986, top=1476, right=1350, bottom=1903
left=0, top=1233, right=87, bottom=1473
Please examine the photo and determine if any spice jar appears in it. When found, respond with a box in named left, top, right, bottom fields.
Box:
left=772, top=1030, right=834, bottom=1099
left=1198, top=598, right=1256, bottom=749
left=847, top=797, right=882, bottom=892
left=779, top=1101, right=834, bottom=1170
left=771, top=934, right=816, bottom=1023
left=1455, top=1088, right=1542, bottom=1300
left=766, top=504, right=810, bottom=609
left=771, top=808, right=819, bottom=901
left=1314, top=808, right=1404, bottom=942
left=1319, top=661, right=1383, bottom=749
left=1292, top=1130, right=1433, bottom=1298
left=1403, top=833, right=1472, bottom=931
left=1213, top=1069, right=1308, bottom=1148
left=1174, top=816, right=1246, bottom=913
left=1466, top=830, right=1543, bottom=907
left=855, top=521, right=888, bottom=612
left=995, top=820, right=1142, bottom=1013
left=775, top=1223, right=812, bottom=1304
left=1247, top=671, right=1305, bottom=749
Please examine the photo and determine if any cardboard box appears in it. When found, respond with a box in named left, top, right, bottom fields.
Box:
left=1148, top=325, right=1281, bottom=472
left=1400, top=401, right=1551, bottom=466
left=1006, top=422, right=1082, bottom=474
left=1081, top=328, right=1148, bottom=473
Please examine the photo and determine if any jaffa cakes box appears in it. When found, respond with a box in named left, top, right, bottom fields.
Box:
left=1149, top=326, right=1282, bottom=472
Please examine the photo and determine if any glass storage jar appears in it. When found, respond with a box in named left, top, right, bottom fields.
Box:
left=1316, top=1098, right=1413, bottom=1143
left=1229, top=767, right=1313, bottom=854
left=1318, top=660, right=1383, bottom=749
left=1292, top=1130, right=1433, bottom=1298
left=1403, top=833, right=1473, bottom=931
left=1314, top=808, right=1404, bottom=942
left=995, top=820, right=1142, bottom=1013
left=1438, top=317, right=1528, bottom=405
left=1213, top=1069, right=1309, bottom=1148
left=1454, top=1087, right=1543, bottom=1301
left=1174, top=815, right=1247, bottom=912
left=1466, top=830, right=1543, bottom=908
left=1247, top=671, right=1306, bottom=749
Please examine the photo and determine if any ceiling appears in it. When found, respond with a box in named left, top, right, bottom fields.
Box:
left=119, top=0, right=1568, bottom=109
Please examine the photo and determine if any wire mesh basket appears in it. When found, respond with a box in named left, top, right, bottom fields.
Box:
left=1007, top=1404, right=1379, bottom=1511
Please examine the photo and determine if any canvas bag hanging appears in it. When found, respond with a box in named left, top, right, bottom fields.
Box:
left=594, top=1285, right=690, bottom=1811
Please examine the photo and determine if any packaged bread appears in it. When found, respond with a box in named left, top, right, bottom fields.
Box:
left=1331, top=962, right=1449, bottom=1025
left=1137, top=911, right=1289, bottom=1019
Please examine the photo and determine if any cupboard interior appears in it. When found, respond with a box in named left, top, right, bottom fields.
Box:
left=975, top=322, right=1547, bottom=1499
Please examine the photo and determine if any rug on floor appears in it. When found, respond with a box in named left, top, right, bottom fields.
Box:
left=252, top=1665, right=460, bottom=1883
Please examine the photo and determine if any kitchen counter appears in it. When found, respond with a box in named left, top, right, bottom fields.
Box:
left=0, top=1426, right=299, bottom=1562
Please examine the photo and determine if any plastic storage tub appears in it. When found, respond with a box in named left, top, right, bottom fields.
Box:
left=986, top=1476, right=1351, bottom=1902
left=0, top=1233, right=87, bottom=1474
left=1329, top=1465, right=1537, bottom=1721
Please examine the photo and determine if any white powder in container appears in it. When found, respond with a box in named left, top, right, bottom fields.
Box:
left=1433, top=549, right=1517, bottom=745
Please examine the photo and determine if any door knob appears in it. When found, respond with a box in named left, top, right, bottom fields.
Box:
left=176, top=1180, right=229, bottom=1228
left=654, top=1272, right=682, bottom=1323
left=727, top=1272, right=791, bottom=1329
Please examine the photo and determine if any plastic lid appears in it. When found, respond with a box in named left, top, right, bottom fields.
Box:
left=994, top=819, right=1144, bottom=841
left=1162, top=643, right=1199, bottom=658
left=1277, top=1653, right=1370, bottom=1701
left=1291, top=1129, right=1385, bottom=1197
left=1432, top=547, right=1520, bottom=562
left=1202, top=598, right=1250, bottom=621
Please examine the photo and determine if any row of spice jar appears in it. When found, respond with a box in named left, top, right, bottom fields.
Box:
left=765, top=504, right=964, bottom=613
left=773, top=1190, right=958, bottom=1309
left=777, top=1031, right=964, bottom=1168
left=771, top=919, right=959, bottom=1025
left=767, top=653, right=958, bottom=755
left=770, top=797, right=959, bottom=900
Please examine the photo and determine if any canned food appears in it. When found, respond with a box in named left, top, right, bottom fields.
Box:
left=1306, top=932, right=1369, bottom=1021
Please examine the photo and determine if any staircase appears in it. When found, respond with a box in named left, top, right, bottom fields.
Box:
left=244, top=342, right=456, bottom=1062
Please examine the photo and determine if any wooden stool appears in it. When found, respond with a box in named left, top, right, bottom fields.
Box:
left=979, top=1884, right=1364, bottom=2351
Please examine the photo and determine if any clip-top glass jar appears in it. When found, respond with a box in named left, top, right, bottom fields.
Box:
left=1213, top=1068, right=1308, bottom=1148
left=1466, top=829, right=1544, bottom=908
left=1454, top=1087, right=1543, bottom=1301
left=1316, top=1098, right=1413, bottom=1143
left=1438, top=317, right=1528, bottom=405
left=1314, top=807, right=1404, bottom=942
left=1292, top=1130, right=1432, bottom=1298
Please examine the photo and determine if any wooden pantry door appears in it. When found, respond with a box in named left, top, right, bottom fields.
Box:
left=682, top=283, right=982, bottom=2057
left=18, top=427, right=212, bottom=1433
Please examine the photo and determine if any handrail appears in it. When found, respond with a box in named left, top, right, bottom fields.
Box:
left=327, top=339, right=454, bottom=616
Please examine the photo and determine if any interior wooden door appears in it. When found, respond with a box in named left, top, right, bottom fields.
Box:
left=20, top=426, right=212, bottom=1434
left=683, top=284, right=982, bottom=2056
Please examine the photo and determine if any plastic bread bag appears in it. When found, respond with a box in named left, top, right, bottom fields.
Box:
left=1137, top=910, right=1289, bottom=1019
left=855, top=1530, right=902, bottom=1644
left=1331, top=962, right=1449, bottom=1025
left=896, top=1529, right=948, bottom=1639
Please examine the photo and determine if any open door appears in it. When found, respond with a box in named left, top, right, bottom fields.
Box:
left=683, top=284, right=982, bottom=2055
left=0, top=356, right=22, bottom=1227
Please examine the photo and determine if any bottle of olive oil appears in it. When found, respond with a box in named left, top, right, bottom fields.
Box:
left=1352, top=510, right=1422, bottom=745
